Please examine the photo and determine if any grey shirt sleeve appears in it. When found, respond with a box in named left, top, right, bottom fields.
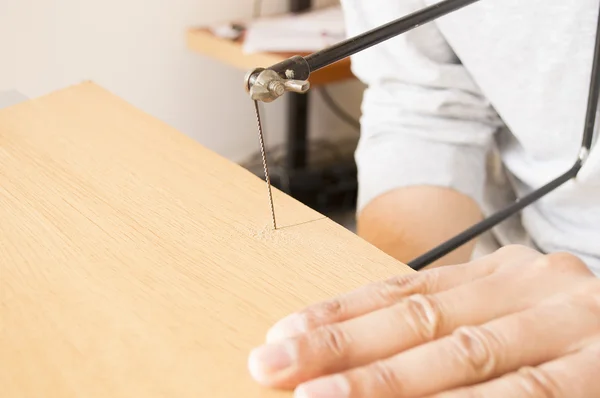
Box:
left=340, top=0, right=505, bottom=212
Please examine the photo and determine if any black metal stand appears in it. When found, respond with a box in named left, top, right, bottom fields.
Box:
left=286, top=93, right=309, bottom=170
left=286, top=0, right=311, bottom=171
left=258, top=0, right=358, bottom=214
left=290, top=0, right=311, bottom=13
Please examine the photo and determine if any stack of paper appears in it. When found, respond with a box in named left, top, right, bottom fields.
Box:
left=243, top=6, right=346, bottom=54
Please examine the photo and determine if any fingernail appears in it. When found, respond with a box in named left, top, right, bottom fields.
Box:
left=266, top=314, right=307, bottom=343
left=294, top=375, right=350, bottom=398
left=248, top=343, right=294, bottom=383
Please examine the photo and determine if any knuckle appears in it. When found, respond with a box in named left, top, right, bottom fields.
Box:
left=313, top=324, right=351, bottom=359
left=497, top=244, right=539, bottom=257
left=401, top=294, right=443, bottom=341
left=528, top=255, right=555, bottom=274
left=369, top=360, right=404, bottom=394
left=551, top=252, right=592, bottom=274
left=492, top=245, right=543, bottom=270
left=449, top=326, right=501, bottom=379
left=531, top=252, right=590, bottom=275
left=376, top=274, right=426, bottom=303
left=304, top=298, right=345, bottom=326
left=564, top=291, right=600, bottom=316
left=516, top=366, right=561, bottom=398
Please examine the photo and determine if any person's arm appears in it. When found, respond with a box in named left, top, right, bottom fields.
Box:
left=357, top=185, right=482, bottom=267
left=341, top=0, right=504, bottom=266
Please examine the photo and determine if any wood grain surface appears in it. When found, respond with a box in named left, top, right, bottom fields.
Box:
left=0, top=82, right=412, bottom=398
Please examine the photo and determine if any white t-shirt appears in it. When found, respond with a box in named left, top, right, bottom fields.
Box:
left=340, top=0, right=600, bottom=275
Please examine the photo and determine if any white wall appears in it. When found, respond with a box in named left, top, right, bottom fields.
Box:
left=0, top=0, right=364, bottom=163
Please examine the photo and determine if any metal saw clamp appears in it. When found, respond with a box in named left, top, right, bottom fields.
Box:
left=244, top=56, right=311, bottom=103
left=244, top=0, right=600, bottom=271
left=244, top=0, right=480, bottom=103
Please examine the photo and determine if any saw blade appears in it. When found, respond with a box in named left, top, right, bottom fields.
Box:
left=253, top=100, right=277, bottom=230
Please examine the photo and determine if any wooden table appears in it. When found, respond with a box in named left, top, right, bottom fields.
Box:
left=0, top=82, right=412, bottom=397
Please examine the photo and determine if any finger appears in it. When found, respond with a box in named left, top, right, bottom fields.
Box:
left=265, top=265, right=483, bottom=344
left=292, top=296, right=600, bottom=398
left=249, top=250, right=580, bottom=388
left=428, top=339, right=600, bottom=398
left=265, top=246, right=534, bottom=343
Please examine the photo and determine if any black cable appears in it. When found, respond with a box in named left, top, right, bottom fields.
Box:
left=317, top=87, right=361, bottom=131
left=409, top=2, right=600, bottom=270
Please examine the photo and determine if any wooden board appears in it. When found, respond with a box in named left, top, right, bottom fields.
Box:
left=0, top=82, right=412, bottom=398
left=186, top=28, right=355, bottom=87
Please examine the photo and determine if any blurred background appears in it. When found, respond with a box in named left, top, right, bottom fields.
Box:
left=0, top=0, right=365, bottom=228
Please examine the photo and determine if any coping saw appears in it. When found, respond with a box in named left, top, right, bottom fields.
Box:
left=244, top=0, right=600, bottom=271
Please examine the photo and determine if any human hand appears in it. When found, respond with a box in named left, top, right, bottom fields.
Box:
left=247, top=245, right=600, bottom=397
